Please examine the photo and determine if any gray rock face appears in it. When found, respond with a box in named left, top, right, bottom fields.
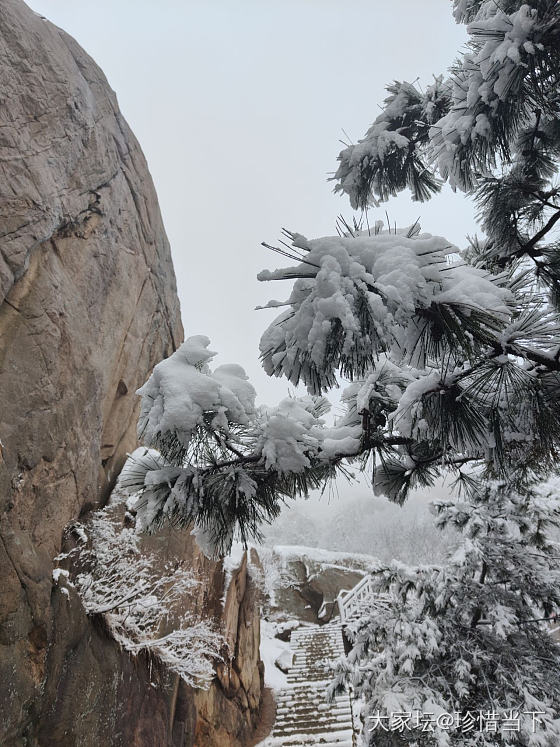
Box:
left=0, top=0, right=191, bottom=740
left=263, top=546, right=380, bottom=624
left=0, top=0, right=172, bottom=307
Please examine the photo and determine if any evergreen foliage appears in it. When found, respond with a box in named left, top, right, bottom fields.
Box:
left=329, top=480, right=560, bottom=745
left=334, top=0, right=560, bottom=299
left=127, top=0, right=560, bottom=741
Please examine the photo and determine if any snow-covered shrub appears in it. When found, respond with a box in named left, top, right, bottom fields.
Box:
left=65, top=505, right=223, bottom=689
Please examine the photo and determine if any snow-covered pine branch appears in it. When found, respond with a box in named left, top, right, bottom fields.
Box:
left=129, top=336, right=369, bottom=557
left=258, top=228, right=512, bottom=393
left=258, top=225, right=560, bottom=500
left=336, top=1, right=559, bottom=200
left=334, top=1, right=560, bottom=295
left=128, top=216, right=560, bottom=552
left=333, top=78, right=451, bottom=207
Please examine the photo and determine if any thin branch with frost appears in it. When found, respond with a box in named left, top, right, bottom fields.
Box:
left=70, top=506, right=224, bottom=689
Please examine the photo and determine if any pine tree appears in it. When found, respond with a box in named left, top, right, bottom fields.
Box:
left=125, top=0, right=560, bottom=742
left=329, top=480, right=560, bottom=745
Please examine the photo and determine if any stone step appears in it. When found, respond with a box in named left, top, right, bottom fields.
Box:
left=290, top=634, right=342, bottom=643
left=290, top=658, right=342, bottom=672
left=273, top=717, right=353, bottom=730
left=274, top=717, right=353, bottom=731
left=275, top=690, right=346, bottom=701
left=263, top=740, right=353, bottom=746
left=274, top=682, right=335, bottom=692
left=275, top=709, right=352, bottom=721
left=275, top=694, right=348, bottom=705
left=275, top=690, right=337, bottom=700
left=272, top=726, right=354, bottom=740
left=272, top=730, right=354, bottom=741
left=294, top=635, right=343, bottom=641
left=274, top=681, right=334, bottom=691
left=275, top=703, right=351, bottom=715
left=286, top=678, right=336, bottom=685
left=275, top=699, right=348, bottom=709
left=275, top=713, right=352, bottom=723
left=293, top=645, right=343, bottom=652
left=275, top=698, right=348, bottom=710
left=276, top=694, right=347, bottom=702
left=292, top=653, right=343, bottom=660
left=272, top=721, right=352, bottom=739
left=288, top=670, right=336, bottom=676
left=292, top=656, right=342, bottom=664
left=292, top=656, right=343, bottom=662
left=269, top=622, right=355, bottom=745
left=274, top=690, right=345, bottom=701
left=291, top=634, right=342, bottom=641
left=274, top=737, right=354, bottom=747
left=292, top=629, right=343, bottom=634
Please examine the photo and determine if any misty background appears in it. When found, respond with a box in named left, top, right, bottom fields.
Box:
left=28, top=0, right=472, bottom=561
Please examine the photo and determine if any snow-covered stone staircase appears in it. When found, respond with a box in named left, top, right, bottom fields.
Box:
left=264, top=622, right=356, bottom=746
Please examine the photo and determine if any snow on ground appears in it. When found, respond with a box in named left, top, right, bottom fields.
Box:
left=271, top=544, right=381, bottom=568
left=260, top=620, right=291, bottom=691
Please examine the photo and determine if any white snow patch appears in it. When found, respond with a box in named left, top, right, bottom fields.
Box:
left=260, top=620, right=291, bottom=691
left=137, top=336, right=256, bottom=451
left=52, top=568, right=69, bottom=583
left=221, top=541, right=246, bottom=607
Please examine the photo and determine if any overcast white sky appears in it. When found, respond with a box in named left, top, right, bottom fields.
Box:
left=27, top=1, right=474, bottom=514
left=28, top=0, right=476, bottom=400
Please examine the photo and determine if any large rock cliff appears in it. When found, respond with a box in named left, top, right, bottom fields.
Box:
left=46, top=530, right=264, bottom=747
left=0, top=1, right=263, bottom=743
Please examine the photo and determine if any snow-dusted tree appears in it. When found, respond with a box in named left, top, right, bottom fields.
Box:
left=125, top=0, right=560, bottom=741
left=325, top=1, right=560, bottom=743
left=330, top=480, right=560, bottom=745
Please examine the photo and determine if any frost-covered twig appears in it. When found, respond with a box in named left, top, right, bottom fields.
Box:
left=69, top=506, right=223, bottom=689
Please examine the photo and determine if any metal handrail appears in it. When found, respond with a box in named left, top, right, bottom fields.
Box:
left=337, top=574, right=393, bottom=624
left=337, top=574, right=374, bottom=623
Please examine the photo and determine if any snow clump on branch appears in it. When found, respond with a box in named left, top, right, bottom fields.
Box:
left=259, top=227, right=512, bottom=394
left=137, top=335, right=256, bottom=455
